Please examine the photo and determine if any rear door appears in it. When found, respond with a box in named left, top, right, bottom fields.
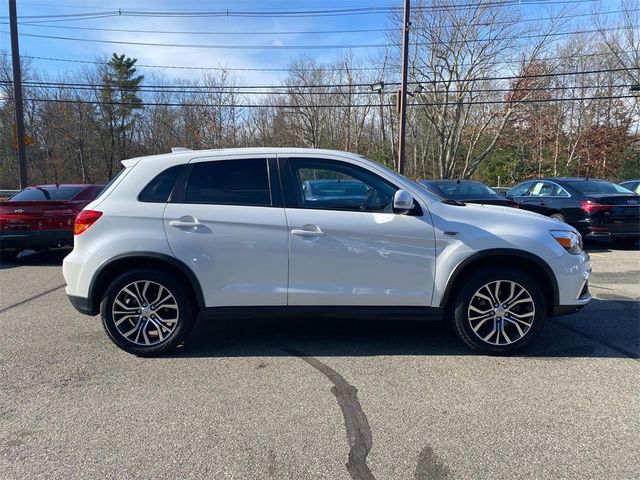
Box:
left=519, top=181, right=571, bottom=216
left=163, top=155, right=288, bottom=307
left=281, top=156, right=436, bottom=306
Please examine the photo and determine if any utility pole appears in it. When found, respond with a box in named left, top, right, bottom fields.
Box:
left=397, top=0, right=410, bottom=174
left=9, top=0, right=28, bottom=188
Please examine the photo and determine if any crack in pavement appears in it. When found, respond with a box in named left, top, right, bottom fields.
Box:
left=283, top=347, right=375, bottom=480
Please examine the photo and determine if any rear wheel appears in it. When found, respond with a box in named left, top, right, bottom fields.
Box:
left=0, top=249, right=19, bottom=263
left=100, top=269, right=195, bottom=356
left=450, top=267, right=546, bottom=355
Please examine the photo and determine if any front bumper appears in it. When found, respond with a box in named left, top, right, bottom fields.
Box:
left=0, top=229, right=73, bottom=250
left=548, top=251, right=592, bottom=316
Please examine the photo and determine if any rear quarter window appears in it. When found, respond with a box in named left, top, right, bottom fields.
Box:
left=138, top=165, right=185, bottom=203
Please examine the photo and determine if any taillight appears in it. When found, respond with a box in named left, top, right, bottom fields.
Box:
left=74, top=210, right=102, bottom=235
left=581, top=201, right=612, bottom=213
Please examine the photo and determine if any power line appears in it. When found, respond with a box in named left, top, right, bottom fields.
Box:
left=8, top=7, right=637, bottom=35
left=20, top=93, right=638, bottom=109
left=2, top=50, right=635, bottom=74
left=5, top=67, right=636, bottom=90
left=9, top=23, right=394, bottom=36
left=9, top=82, right=632, bottom=96
left=4, top=24, right=635, bottom=50
left=0, top=2, right=601, bottom=21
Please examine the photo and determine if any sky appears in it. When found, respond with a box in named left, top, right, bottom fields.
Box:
left=0, top=0, right=396, bottom=86
left=0, top=0, right=626, bottom=87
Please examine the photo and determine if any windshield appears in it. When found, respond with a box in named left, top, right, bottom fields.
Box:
left=568, top=180, right=633, bottom=195
left=10, top=186, right=83, bottom=201
left=436, top=182, right=497, bottom=196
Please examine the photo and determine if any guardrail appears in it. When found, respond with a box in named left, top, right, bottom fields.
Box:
left=0, top=189, right=19, bottom=198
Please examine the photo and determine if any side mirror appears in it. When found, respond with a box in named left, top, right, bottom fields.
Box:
left=393, top=190, right=414, bottom=214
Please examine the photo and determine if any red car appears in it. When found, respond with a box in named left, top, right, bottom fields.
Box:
left=0, top=184, right=104, bottom=259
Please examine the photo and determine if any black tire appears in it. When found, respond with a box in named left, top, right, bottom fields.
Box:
left=0, top=249, right=19, bottom=263
left=550, top=213, right=565, bottom=223
left=100, top=269, right=196, bottom=356
left=613, top=237, right=639, bottom=247
left=450, top=267, right=546, bottom=355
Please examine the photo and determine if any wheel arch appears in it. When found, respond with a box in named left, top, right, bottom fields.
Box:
left=440, top=249, right=558, bottom=316
left=88, top=252, right=205, bottom=316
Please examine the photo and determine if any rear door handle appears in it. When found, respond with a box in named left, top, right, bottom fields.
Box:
left=169, top=216, right=201, bottom=229
left=291, top=224, right=325, bottom=237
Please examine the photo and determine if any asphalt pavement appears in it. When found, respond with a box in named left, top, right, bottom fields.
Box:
left=0, top=243, right=638, bottom=480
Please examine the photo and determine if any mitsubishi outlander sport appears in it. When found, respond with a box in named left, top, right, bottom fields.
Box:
left=63, top=148, right=592, bottom=356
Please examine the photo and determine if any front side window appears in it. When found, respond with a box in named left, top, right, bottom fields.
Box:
left=507, top=181, right=533, bottom=197
left=289, top=159, right=398, bottom=212
left=184, top=158, right=271, bottom=206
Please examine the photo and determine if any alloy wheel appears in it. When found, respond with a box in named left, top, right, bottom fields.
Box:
left=111, top=280, right=180, bottom=346
left=467, top=280, right=535, bottom=346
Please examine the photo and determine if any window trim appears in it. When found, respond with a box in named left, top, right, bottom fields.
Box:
left=169, top=157, right=277, bottom=208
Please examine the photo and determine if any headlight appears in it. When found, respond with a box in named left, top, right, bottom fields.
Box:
left=550, top=230, right=583, bottom=255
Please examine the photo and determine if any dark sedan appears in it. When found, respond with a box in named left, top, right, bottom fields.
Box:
left=0, top=184, right=104, bottom=259
left=420, top=180, right=518, bottom=207
left=506, top=178, right=639, bottom=245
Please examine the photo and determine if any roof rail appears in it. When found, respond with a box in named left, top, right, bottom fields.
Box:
left=171, top=147, right=193, bottom=153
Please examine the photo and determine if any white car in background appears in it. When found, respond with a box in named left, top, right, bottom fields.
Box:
left=63, top=148, right=592, bottom=356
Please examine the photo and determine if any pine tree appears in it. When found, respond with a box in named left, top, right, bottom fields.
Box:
left=99, top=53, right=144, bottom=177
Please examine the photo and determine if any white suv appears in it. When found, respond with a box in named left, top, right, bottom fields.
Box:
left=63, top=148, right=592, bottom=356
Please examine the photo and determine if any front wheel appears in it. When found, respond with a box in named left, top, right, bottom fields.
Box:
left=450, top=267, right=546, bottom=355
left=100, top=269, right=195, bottom=356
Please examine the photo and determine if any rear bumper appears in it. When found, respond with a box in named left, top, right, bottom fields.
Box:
left=68, top=294, right=98, bottom=316
left=576, top=218, right=640, bottom=239
left=0, top=229, right=73, bottom=250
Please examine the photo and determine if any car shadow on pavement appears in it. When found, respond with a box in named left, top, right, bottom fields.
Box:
left=173, top=298, right=639, bottom=360
left=0, top=249, right=68, bottom=269
left=584, top=239, right=640, bottom=253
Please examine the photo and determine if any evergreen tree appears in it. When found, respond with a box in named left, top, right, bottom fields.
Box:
left=99, top=53, right=144, bottom=177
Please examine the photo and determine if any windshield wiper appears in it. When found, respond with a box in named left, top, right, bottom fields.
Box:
left=442, top=198, right=466, bottom=206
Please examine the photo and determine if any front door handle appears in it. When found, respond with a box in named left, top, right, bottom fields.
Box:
left=291, top=224, right=325, bottom=237
left=169, top=216, right=201, bottom=229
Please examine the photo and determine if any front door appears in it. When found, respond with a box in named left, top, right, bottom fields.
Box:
left=164, top=156, right=288, bottom=307
left=281, top=157, right=436, bottom=306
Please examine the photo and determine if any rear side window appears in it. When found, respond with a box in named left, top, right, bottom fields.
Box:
left=184, top=159, right=271, bottom=206
left=10, top=186, right=82, bottom=201
left=139, top=165, right=184, bottom=203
